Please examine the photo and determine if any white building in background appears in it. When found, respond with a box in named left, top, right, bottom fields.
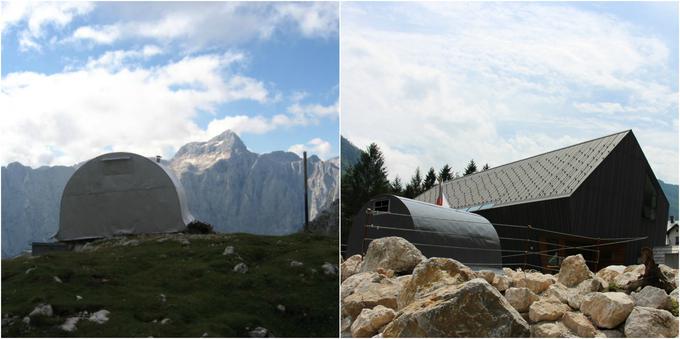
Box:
left=654, top=217, right=678, bottom=268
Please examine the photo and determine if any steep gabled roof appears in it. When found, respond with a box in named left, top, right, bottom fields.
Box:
left=415, top=130, right=631, bottom=210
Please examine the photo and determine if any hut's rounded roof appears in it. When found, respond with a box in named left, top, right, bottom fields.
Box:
left=57, top=152, right=194, bottom=241
left=348, top=194, right=501, bottom=270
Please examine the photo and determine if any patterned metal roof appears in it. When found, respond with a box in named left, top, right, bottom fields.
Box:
left=415, top=130, right=630, bottom=210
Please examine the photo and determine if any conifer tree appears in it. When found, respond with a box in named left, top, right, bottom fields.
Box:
left=423, top=167, right=437, bottom=191
left=390, top=176, right=403, bottom=195
left=341, top=143, right=391, bottom=244
left=404, top=167, right=423, bottom=198
left=463, top=159, right=477, bottom=176
left=439, top=164, right=453, bottom=182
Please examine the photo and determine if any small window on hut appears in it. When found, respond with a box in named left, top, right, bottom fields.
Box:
left=374, top=200, right=389, bottom=212
left=101, top=157, right=133, bottom=176
left=642, top=175, right=657, bottom=221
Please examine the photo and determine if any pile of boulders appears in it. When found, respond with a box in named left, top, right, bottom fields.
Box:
left=341, top=236, right=679, bottom=338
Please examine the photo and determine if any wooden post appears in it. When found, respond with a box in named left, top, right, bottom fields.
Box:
left=524, top=224, right=531, bottom=270
left=303, top=151, right=309, bottom=232
left=362, top=208, right=372, bottom=255
left=594, top=238, right=601, bottom=272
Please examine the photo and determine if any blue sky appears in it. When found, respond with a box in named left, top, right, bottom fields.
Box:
left=341, top=2, right=678, bottom=184
left=1, top=2, right=338, bottom=167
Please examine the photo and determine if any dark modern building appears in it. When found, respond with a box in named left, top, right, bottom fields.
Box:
left=412, top=130, right=668, bottom=270
left=346, top=194, right=502, bottom=270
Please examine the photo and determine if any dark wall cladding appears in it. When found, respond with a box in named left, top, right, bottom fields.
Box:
left=386, top=130, right=669, bottom=269
left=347, top=194, right=502, bottom=270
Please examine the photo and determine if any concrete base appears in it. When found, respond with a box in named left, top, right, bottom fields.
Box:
left=31, top=242, right=72, bottom=256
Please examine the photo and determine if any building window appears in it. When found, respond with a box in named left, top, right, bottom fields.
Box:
left=374, top=200, right=389, bottom=212
left=675, top=236, right=678, bottom=245
left=642, top=175, right=657, bottom=221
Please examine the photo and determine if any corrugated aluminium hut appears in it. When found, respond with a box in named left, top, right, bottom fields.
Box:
left=347, top=194, right=502, bottom=270
left=415, top=130, right=669, bottom=270
left=56, top=152, right=194, bottom=241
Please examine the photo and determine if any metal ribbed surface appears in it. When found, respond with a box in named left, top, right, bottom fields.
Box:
left=415, top=131, right=629, bottom=210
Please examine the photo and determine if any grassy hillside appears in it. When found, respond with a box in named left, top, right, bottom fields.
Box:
left=2, top=233, right=338, bottom=337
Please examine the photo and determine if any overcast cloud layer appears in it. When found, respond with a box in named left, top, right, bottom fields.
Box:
left=341, top=2, right=678, bottom=184
left=1, top=2, right=339, bottom=167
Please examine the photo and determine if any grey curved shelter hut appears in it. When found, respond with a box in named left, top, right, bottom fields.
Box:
left=347, top=194, right=501, bottom=270
left=56, top=152, right=194, bottom=241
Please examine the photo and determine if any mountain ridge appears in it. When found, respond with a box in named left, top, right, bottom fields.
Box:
left=1, top=130, right=338, bottom=258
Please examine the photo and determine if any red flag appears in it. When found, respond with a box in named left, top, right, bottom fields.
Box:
left=436, top=179, right=450, bottom=208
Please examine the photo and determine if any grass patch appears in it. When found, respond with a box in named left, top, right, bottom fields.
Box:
left=2, top=233, right=338, bottom=337
left=669, top=297, right=679, bottom=317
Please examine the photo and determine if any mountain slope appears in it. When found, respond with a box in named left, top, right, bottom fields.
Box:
left=1, top=163, right=76, bottom=258
left=1, top=233, right=338, bottom=337
left=1, top=130, right=338, bottom=257
left=170, top=131, right=338, bottom=235
left=340, top=136, right=363, bottom=174
left=660, top=180, right=679, bottom=221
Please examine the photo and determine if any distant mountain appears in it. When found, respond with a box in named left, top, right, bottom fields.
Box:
left=1, top=163, right=76, bottom=258
left=170, top=130, right=338, bottom=235
left=340, top=136, right=363, bottom=174
left=308, top=199, right=339, bottom=236
left=1, top=130, right=338, bottom=257
left=660, top=180, right=679, bottom=221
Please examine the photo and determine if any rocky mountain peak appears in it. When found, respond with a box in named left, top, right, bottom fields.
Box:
left=208, top=130, right=247, bottom=150
left=171, top=130, right=250, bottom=173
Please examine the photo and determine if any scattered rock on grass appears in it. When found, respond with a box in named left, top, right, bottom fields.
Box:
left=248, top=326, right=269, bottom=337
left=322, top=262, right=338, bottom=275
left=28, top=303, right=53, bottom=317
left=290, top=260, right=304, bottom=267
left=60, top=317, right=79, bottom=332
left=222, top=246, right=235, bottom=255
left=233, top=262, right=248, bottom=273
left=88, top=310, right=110, bottom=324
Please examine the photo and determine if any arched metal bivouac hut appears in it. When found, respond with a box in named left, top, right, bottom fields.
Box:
left=56, top=152, right=194, bottom=241
left=347, top=194, right=502, bottom=270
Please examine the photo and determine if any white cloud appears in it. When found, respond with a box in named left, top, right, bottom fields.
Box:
left=1, top=1, right=93, bottom=51
left=65, top=2, right=337, bottom=47
left=341, top=2, right=678, bottom=183
left=288, top=138, right=333, bottom=159
left=0, top=52, right=269, bottom=167
left=71, top=25, right=120, bottom=44
left=201, top=100, right=338, bottom=137
left=84, top=45, right=163, bottom=70
left=204, top=115, right=277, bottom=136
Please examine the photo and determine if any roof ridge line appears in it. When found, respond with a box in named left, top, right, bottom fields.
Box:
left=436, top=130, right=631, bottom=186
